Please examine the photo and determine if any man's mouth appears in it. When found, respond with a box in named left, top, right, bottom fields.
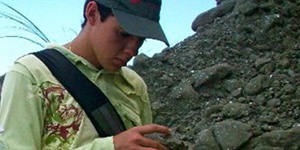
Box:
left=114, top=58, right=126, bottom=66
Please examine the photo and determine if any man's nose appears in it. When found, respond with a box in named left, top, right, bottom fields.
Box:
left=124, top=37, right=144, bottom=57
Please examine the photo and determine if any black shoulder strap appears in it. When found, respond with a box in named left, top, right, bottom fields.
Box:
left=32, top=49, right=126, bottom=137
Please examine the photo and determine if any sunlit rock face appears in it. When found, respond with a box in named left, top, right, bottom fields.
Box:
left=132, top=0, right=300, bottom=149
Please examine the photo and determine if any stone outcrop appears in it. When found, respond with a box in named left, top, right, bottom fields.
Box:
left=132, top=0, right=300, bottom=149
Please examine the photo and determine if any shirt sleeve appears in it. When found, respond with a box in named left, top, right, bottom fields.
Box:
left=139, top=87, right=153, bottom=125
left=0, top=67, right=43, bottom=149
left=121, top=67, right=153, bottom=125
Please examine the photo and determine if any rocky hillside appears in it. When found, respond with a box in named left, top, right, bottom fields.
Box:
left=131, top=0, right=300, bottom=149
left=1, top=0, right=300, bottom=149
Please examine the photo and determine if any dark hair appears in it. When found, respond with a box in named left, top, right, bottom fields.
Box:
left=81, top=0, right=113, bottom=28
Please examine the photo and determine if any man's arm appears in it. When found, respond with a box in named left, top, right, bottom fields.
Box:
left=0, top=70, right=43, bottom=149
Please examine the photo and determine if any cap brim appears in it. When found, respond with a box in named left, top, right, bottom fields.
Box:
left=112, top=9, right=169, bottom=47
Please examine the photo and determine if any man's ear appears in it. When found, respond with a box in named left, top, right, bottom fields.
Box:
left=85, top=1, right=100, bottom=26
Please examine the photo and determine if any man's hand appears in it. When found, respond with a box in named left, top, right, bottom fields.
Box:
left=113, top=124, right=171, bottom=150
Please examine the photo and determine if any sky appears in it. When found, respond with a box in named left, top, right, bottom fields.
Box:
left=0, top=0, right=216, bottom=75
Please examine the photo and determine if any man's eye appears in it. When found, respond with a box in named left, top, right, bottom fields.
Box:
left=120, top=31, right=131, bottom=37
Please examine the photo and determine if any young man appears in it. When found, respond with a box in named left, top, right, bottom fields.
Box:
left=0, top=0, right=171, bottom=149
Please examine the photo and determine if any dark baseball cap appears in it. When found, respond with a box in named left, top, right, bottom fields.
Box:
left=94, top=0, right=169, bottom=46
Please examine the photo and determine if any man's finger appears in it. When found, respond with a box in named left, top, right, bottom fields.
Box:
left=138, top=136, right=168, bottom=150
left=134, top=124, right=171, bottom=135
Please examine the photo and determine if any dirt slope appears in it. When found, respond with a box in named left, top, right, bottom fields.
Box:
left=131, top=0, right=300, bottom=149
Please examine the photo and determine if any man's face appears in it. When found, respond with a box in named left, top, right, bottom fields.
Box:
left=90, top=15, right=144, bottom=72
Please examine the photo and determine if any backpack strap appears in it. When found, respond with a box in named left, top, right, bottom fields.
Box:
left=32, top=49, right=126, bottom=137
